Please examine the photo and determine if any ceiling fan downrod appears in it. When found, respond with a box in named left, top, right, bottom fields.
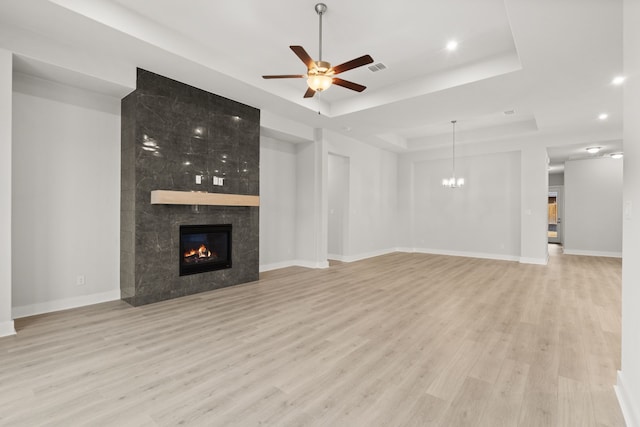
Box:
left=315, top=3, right=327, bottom=62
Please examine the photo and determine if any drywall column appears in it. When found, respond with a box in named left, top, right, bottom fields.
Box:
left=0, top=49, right=15, bottom=337
left=618, top=0, right=640, bottom=424
left=294, top=129, right=328, bottom=268
left=520, top=146, right=549, bottom=264
left=316, top=129, right=329, bottom=265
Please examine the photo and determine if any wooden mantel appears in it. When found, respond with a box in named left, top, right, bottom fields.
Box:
left=150, top=190, right=259, bottom=206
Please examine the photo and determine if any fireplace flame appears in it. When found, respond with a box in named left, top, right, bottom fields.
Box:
left=197, top=244, right=211, bottom=258
left=184, top=244, right=212, bottom=259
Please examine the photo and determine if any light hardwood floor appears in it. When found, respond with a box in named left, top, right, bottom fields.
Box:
left=0, top=252, right=625, bottom=426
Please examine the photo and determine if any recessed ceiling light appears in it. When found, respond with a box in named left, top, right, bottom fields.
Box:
left=598, top=113, right=609, bottom=120
left=612, top=76, right=626, bottom=85
left=610, top=152, right=623, bottom=159
left=446, top=40, right=458, bottom=51
left=586, top=146, right=601, bottom=154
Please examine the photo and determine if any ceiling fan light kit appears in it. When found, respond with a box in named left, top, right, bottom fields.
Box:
left=307, top=73, right=333, bottom=92
left=262, top=3, right=373, bottom=98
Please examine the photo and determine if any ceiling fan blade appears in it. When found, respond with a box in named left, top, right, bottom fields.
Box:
left=332, top=78, right=366, bottom=92
left=331, top=55, right=374, bottom=75
left=303, top=87, right=316, bottom=98
left=290, top=46, right=315, bottom=70
left=262, top=74, right=306, bottom=79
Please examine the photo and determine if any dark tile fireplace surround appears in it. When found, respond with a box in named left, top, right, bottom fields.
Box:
left=120, top=69, right=260, bottom=306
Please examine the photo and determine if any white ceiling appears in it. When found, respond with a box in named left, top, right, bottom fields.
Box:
left=0, top=0, right=624, bottom=167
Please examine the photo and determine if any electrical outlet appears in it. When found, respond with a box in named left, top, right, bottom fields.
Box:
left=76, top=275, right=86, bottom=286
left=195, top=175, right=202, bottom=185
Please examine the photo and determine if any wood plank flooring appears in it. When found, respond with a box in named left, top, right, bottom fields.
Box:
left=0, top=252, right=625, bottom=426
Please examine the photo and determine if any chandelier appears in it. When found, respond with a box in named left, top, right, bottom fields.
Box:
left=442, top=120, right=465, bottom=188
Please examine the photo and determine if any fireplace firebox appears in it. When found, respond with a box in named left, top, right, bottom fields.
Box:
left=179, top=224, right=232, bottom=276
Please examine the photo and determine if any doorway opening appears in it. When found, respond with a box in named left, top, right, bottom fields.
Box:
left=548, top=186, right=564, bottom=244
left=548, top=192, right=558, bottom=239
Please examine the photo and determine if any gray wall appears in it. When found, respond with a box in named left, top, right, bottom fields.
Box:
left=564, top=157, right=623, bottom=256
left=399, top=150, right=522, bottom=260
left=325, top=130, right=398, bottom=261
left=259, top=136, right=297, bottom=268
left=12, top=73, right=121, bottom=317
left=328, top=153, right=350, bottom=259
left=549, top=173, right=564, bottom=186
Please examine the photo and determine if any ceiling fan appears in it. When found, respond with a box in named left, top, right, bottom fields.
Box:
left=262, top=3, right=374, bottom=98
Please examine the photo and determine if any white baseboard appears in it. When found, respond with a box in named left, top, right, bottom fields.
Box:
left=519, top=255, right=549, bottom=265
left=260, top=259, right=329, bottom=272
left=0, top=320, right=16, bottom=337
left=406, top=247, right=520, bottom=262
left=12, top=290, right=121, bottom=319
left=263, top=249, right=399, bottom=271
left=262, top=247, right=526, bottom=272
left=299, top=260, right=330, bottom=269
left=395, top=247, right=416, bottom=253
left=616, top=371, right=640, bottom=427
left=259, top=260, right=298, bottom=272
left=328, top=247, right=397, bottom=263
left=563, top=249, right=622, bottom=258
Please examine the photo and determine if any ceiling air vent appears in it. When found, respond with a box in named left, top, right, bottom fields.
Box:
left=368, top=63, right=387, bottom=72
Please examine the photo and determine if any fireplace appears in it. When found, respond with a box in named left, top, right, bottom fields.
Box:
left=180, top=224, right=232, bottom=276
